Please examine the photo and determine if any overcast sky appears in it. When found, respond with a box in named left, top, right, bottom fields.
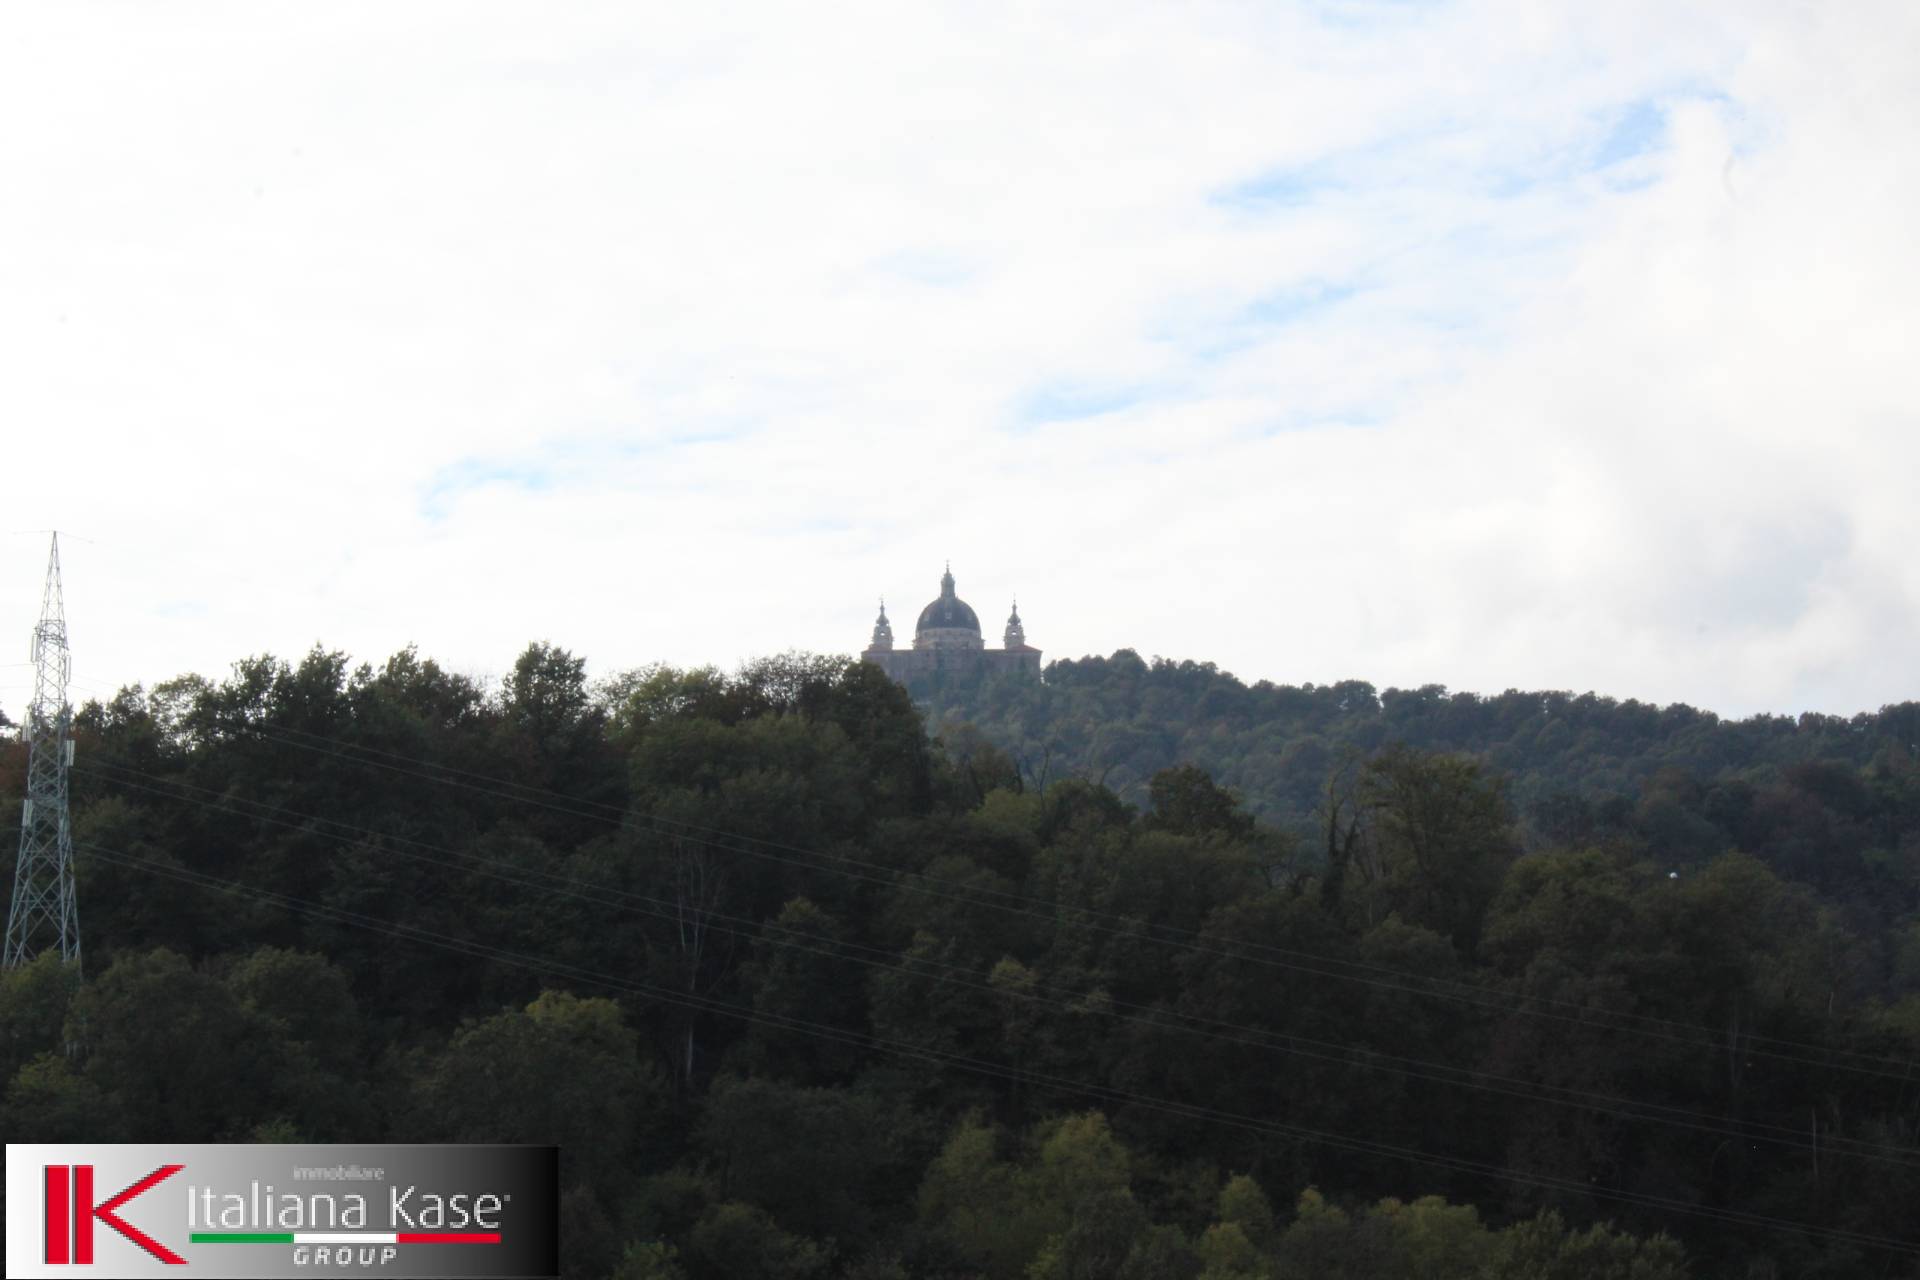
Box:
left=2, top=2, right=1915, bottom=721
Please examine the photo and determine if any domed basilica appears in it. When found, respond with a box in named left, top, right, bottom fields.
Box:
left=862, top=566, right=1041, bottom=683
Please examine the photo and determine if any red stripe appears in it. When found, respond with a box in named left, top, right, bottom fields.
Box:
left=396, top=1233, right=502, bottom=1245
left=75, top=1165, right=93, bottom=1264
left=45, top=1166, right=68, bottom=1265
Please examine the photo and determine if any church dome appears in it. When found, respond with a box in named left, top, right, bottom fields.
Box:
left=915, top=566, right=984, bottom=647
left=862, top=564, right=1039, bottom=675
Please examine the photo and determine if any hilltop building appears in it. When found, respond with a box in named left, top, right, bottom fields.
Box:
left=862, top=566, right=1040, bottom=684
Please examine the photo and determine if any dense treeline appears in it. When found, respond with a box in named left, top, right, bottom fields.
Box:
left=920, top=650, right=1920, bottom=811
left=925, top=653, right=1920, bottom=916
left=2, top=644, right=1919, bottom=1277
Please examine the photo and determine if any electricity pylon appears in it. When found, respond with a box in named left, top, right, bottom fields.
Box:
left=4, top=533, right=79, bottom=969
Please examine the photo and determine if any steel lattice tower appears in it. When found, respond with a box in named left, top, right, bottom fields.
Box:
left=4, top=534, right=79, bottom=969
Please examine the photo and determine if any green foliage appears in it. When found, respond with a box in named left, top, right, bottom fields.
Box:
left=1271, top=1188, right=1354, bottom=1279
left=920, top=1112, right=1163, bottom=1280
left=2, top=1051, right=125, bottom=1142
left=728, top=898, right=863, bottom=1082
left=413, top=990, right=664, bottom=1189
left=918, top=1115, right=1056, bottom=1279
left=1027, top=1187, right=1149, bottom=1279
left=926, top=654, right=1920, bottom=844
left=840, top=1254, right=911, bottom=1280
left=934, top=722, right=1025, bottom=811
left=610, top=1241, right=689, bottom=1280
left=1355, top=745, right=1516, bottom=950
left=1493, top=1210, right=1690, bottom=1280
left=1195, top=1220, right=1269, bottom=1279
left=562, top=1182, right=626, bottom=1280
left=694, top=1076, right=904, bottom=1242
left=224, top=946, right=360, bottom=1067
left=1369, top=1195, right=1503, bottom=1278
left=1146, top=765, right=1257, bottom=842
left=1214, top=1175, right=1275, bottom=1250
left=223, top=946, right=368, bottom=1139
left=23, top=643, right=1920, bottom=1277
left=683, top=1202, right=827, bottom=1280
left=501, top=641, right=595, bottom=750
left=1031, top=1111, right=1132, bottom=1211
left=0, top=950, right=80, bottom=1084
left=69, top=947, right=277, bottom=1141
left=1117, top=1224, right=1202, bottom=1280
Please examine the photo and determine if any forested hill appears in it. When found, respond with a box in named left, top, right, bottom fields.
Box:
left=3, top=643, right=1919, bottom=1278
left=924, top=651, right=1920, bottom=877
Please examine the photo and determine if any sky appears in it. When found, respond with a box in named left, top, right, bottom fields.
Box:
left=1, top=1, right=1916, bottom=721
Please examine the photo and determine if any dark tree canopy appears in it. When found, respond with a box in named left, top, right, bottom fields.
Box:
left=5, top=642, right=1918, bottom=1277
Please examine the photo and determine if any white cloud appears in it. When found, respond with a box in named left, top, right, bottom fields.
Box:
left=0, top=0, right=1914, bottom=719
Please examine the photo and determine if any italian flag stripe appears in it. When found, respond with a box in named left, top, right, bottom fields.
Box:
left=191, top=1232, right=501, bottom=1245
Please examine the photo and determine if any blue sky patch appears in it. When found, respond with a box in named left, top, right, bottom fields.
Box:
left=420, top=457, right=557, bottom=519
left=1212, top=167, right=1321, bottom=211
left=1014, top=381, right=1159, bottom=428
left=1593, top=99, right=1665, bottom=169
left=1245, top=281, right=1358, bottom=327
left=1171, top=280, right=1361, bottom=361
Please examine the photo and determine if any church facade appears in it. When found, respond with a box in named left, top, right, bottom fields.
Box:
left=861, top=566, right=1041, bottom=683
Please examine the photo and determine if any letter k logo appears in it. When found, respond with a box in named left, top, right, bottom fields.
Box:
left=45, top=1164, right=186, bottom=1265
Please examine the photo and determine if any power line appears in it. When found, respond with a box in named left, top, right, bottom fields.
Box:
left=74, top=756, right=1920, bottom=1170
left=198, top=715, right=1920, bottom=1081
left=71, top=839, right=1920, bottom=1261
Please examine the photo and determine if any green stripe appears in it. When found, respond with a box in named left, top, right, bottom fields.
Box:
left=192, top=1232, right=293, bottom=1243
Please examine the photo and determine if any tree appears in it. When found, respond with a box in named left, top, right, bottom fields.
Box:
left=1493, top=1211, right=1690, bottom=1280
left=495, top=641, right=623, bottom=844
left=934, top=722, right=1025, bottom=812
left=917, top=1114, right=1058, bottom=1280
left=3, top=1052, right=125, bottom=1143
left=729, top=898, right=864, bottom=1083
left=0, top=950, right=81, bottom=1085
left=70, top=948, right=277, bottom=1142
left=501, top=641, right=595, bottom=753
left=1369, top=1195, right=1502, bottom=1279
left=224, top=946, right=360, bottom=1070
left=683, top=1202, right=827, bottom=1280
left=694, top=1076, right=904, bottom=1244
left=1145, top=766, right=1256, bottom=842
left=39, top=635, right=1920, bottom=1272
left=1117, top=1225, right=1201, bottom=1280
left=611, top=1241, right=689, bottom=1280
left=1194, top=1222, right=1269, bottom=1280
left=413, top=990, right=663, bottom=1190
left=1358, top=746, right=1517, bottom=951
left=1273, top=1189, right=1359, bottom=1279
left=1028, top=1188, right=1148, bottom=1280
left=1214, top=1175, right=1275, bottom=1252
left=216, top=947, right=369, bottom=1140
